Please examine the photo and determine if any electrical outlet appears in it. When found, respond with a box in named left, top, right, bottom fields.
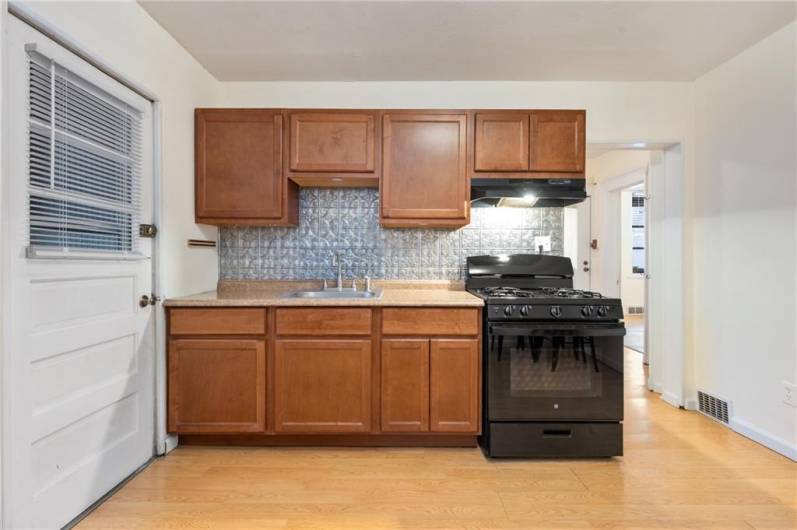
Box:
left=785, top=382, right=797, bottom=408
left=534, top=235, right=552, bottom=252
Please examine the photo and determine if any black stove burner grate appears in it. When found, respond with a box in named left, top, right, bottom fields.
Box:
left=479, top=286, right=604, bottom=300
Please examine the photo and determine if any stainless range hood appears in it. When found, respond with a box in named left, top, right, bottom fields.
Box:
left=471, top=178, right=587, bottom=208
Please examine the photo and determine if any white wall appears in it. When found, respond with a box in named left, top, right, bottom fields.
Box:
left=0, top=2, right=7, bottom=523
left=693, top=21, right=797, bottom=458
left=224, top=81, right=693, bottom=144
left=11, top=0, right=223, bottom=297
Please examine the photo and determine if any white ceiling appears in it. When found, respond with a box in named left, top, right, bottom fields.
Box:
left=139, top=1, right=796, bottom=82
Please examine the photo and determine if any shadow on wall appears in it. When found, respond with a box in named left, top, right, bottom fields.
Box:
left=220, top=188, right=564, bottom=280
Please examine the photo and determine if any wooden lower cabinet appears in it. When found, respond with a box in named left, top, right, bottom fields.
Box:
left=430, top=339, right=480, bottom=433
left=168, top=339, right=266, bottom=433
left=274, top=339, right=372, bottom=433
left=380, top=337, right=480, bottom=434
left=167, top=306, right=481, bottom=442
left=381, top=339, right=430, bottom=432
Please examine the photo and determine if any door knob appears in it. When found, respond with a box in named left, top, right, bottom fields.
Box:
left=139, top=294, right=161, bottom=308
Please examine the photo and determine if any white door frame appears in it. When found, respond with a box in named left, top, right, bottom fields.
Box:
left=0, top=5, right=170, bottom=526
left=587, top=142, right=687, bottom=409
left=0, top=2, right=9, bottom=526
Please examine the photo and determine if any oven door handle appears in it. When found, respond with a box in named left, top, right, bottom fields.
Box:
left=490, top=324, right=626, bottom=337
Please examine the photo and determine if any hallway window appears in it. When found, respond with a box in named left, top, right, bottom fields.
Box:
left=631, top=192, right=645, bottom=274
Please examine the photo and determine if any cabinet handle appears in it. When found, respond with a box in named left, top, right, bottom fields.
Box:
left=542, top=429, right=573, bottom=438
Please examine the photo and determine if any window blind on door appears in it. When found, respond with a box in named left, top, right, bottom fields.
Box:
left=27, top=49, right=143, bottom=255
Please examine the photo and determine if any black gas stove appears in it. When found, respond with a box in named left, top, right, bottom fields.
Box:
left=466, top=254, right=625, bottom=458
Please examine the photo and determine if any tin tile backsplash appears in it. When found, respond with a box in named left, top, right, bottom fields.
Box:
left=219, top=188, right=564, bottom=280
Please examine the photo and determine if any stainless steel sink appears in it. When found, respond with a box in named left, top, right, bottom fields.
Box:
left=284, top=289, right=383, bottom=299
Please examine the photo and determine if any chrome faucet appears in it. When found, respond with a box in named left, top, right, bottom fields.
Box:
left=333, top=251, right=343, bottom=290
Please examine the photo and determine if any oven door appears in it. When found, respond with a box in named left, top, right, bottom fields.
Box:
left=486, top=322, right=625, bottom=421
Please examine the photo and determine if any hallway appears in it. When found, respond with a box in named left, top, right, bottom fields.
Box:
left=624, top=314, right=645, bottom=354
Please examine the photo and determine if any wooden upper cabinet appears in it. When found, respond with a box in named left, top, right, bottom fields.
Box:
left=529, top=110, right=585, bottom=174
left=274, top=339, right=372, bottom=433
left=430, top=339, right=479, bottom=433
left=288, top=112, right=378, bottom=187
left=381, top=112, right=469, bottom=227
left=168, top=339, right=266, bottom=434
left=195, top=108, right=298, bottom=225
left=475, top=112, right=530, bottom=172
left=381, top=339, right=430, bottom=433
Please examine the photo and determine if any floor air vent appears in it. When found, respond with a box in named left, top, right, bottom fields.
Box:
left=628, top=306, right=644, bottom=314
left=697, top=391, right=731, bottom=424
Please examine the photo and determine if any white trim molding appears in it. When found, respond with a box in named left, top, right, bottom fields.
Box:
left=660, top=391, right=684, bottom=409
left=731, top=417, right=797, bottom=462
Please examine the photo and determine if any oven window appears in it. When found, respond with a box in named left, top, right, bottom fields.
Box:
left=509, top=337, right=603, bottom=398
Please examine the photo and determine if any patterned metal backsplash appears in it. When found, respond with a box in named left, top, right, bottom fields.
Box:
left=219, top=188, right=564, bottom=281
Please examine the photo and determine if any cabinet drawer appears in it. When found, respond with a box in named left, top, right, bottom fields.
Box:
left=275, top=308, right=372, bottom=335
left=169, top=308, right=266, bottom=335
left=382, top=308, right=479, bottom=336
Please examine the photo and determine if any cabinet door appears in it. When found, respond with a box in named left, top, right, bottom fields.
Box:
left=475, top=112, right=529, bottom=171
left=430, top=339, right=479, bottom=433
left=381, top=112, right=468, bottom=225
left=274, top=340, right=372, bottom=433
left=289, top=112, right=376, bottom=172
left=381, top=339, right=429, bottom=433
left=168, top=339, right=266, bottom=433
left=195, top=109, right=286, bottom=222
left=529, top=110, right=585, bottom=173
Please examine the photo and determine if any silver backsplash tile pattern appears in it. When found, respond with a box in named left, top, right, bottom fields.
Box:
left=219, top=188, right=564, bottom=281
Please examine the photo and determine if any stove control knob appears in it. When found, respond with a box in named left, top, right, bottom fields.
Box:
left=550, top=306, right=562, bottom=318
left=581, top=306, right=592, bottom=317
left=519, top=305, right=529, bottom=316
left=597, top=305, right=609, bottom=317
left=503, top=305, right=514, bottom=316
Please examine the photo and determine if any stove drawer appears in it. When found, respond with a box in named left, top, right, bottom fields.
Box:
left=486, top=422, right=622, bottom=458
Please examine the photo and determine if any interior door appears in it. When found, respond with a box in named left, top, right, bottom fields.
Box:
left=572, top=197, right=592, bottom=291
left=4, top=18, right=155, bottom=529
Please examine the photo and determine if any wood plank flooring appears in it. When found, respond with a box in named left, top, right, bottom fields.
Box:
left=77, top=350, right=796, bottom=529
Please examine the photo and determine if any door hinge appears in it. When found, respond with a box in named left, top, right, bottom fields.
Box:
left=139, top=224, right=158, bottom=238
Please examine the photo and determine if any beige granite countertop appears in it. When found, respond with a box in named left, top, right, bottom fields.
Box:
left=164, top=280, right=484, bottom=307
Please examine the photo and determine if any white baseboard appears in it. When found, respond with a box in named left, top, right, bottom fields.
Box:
left=730, top=417, right=796, bottom=462
left=660, top=391, right=683, bottom=408
left=158, top=434, right=178, bottom=456
left=648, top=380, right=663, bottom=393
left=164, top=434, right=178, bottom=454
left=684, top=397, right=698, bottom=411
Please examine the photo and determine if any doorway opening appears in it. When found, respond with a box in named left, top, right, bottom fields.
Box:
left=564, top=142, right=685, bottom=405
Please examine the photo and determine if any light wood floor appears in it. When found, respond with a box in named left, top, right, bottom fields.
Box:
left=624, top=315, right=645, bottom=354
left=78, top=351, right=796, bottom=530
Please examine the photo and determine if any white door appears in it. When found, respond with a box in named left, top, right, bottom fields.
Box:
left=571, top=197, right=592, bottom=291
left=4, top=18, right=155, bottom=529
